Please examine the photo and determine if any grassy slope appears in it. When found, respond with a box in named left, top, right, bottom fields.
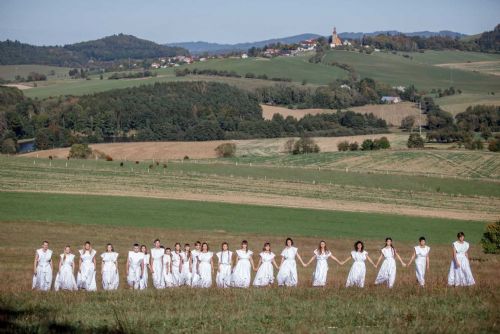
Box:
left=0, top=64, right=71, bottom=81
left=437, top=93, right=500, bottom=115
left=0, top=191, right=486, bottom=243
left=402, top=50, right=500, bottom=65
left=323, top=50, right=500, bottom=93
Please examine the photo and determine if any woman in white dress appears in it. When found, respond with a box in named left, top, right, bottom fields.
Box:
left=230, top=240, right=256, bottom=288
left=32, top=240, right=53, bottom=291
left=101, top=243, right=119, bottom=290
left=343, top=241, right=376, bottom=288
left=150, top=239, right=164, bottom=289
left=305, top=241, right=343, bottom=287
left=448, top=232, right=475, bottom=287
left=277, top=238, right=306, bottom=287
left=196, top=242, right=214, bottom=288
left=216, top=242, right=233, bottom=288
left=140, top=245, right=151, bottom=289
left=253, top=242, right=279, bottom=287
left=375, top=238, right=406, bottom=288
left=162, top=247, right=175, bottom=288
left=406, top=237, right=430, bottom=287
left=54, top=246, right=77, bottom=291
left=191, top=241, right=202, bottom=287
left=126, top=243, right=144, bottom=290
left=77, top=241, right=97, bottom=291
left=179, top=244, right=193, bottom=286
left=171, top=243, right=183, bottom=287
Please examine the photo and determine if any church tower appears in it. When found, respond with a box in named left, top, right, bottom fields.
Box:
left=330, top=27, right=342, bottom=48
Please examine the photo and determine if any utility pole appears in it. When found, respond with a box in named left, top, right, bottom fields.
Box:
left=418, top=101, right=422, bottom=136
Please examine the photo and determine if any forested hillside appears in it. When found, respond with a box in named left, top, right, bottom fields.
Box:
left=0, top=34, right=188, bottom=66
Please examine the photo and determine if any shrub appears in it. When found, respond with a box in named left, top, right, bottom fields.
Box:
left=105, top=155, right=113, bottom=161
left=407, top=133, right=425, bottom=149
left=215, top=143, right=237, bottom=158
left=183, top=155, right=189, bottom=160
left=337, top=141, right=350, bottom=152
left=481, top=220, right=500, bottom=254
left=361, top=139, right=374, bottom=151
left=488, top=136, right=500, bottom=152
left=283, top=139, right=295, bottom=154
left=1, top=138, right=17, bottom=154
left=376, top=136, right=391, bottom=149
left=349, top=142, right=359, bottom=151
left=292, top=137, right=320, bottom=155
left=68, top=144, right=91, bottom=159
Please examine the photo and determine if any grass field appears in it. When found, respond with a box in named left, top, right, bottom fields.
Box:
left=322, top=50, right=500, bottom=94
left=436, top=93, right=500, bottom=115
left=0, top=64, right=71, bottom=81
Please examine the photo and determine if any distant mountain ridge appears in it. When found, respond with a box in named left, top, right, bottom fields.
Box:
left=0, top=34, right=188, bottom=66
left=168, top=30, right=468, bottom=54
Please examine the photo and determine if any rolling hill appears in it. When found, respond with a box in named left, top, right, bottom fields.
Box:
left=0, top=34, right=188, bottom=66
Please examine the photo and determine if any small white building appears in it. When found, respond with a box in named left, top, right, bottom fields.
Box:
left=381, top=96, right=401, bottom=104
left=241, top=53, right=249, bottom=59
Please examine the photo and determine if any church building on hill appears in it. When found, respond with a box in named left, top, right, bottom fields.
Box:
left=330, top=27, right=342, bottom=48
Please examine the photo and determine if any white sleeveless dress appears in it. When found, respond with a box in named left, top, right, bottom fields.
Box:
left=191, top=250, right=201, bottom=287
left=346, top=250, right=368, bottom=288
left=375, top=247, right=397, bottom=288
left=101, top=251, right=119, bottom=290
left=151, top=248, right=164, bottom=289
left=171, top=252, right=182, bottom=287
left=414, top=246, right=430, bottom=286
left=253, top=252, right=276, bottom=287
left=216, top=250, right=233, bottom=288
left=448, top=241, right=475, bottom=286
left=32, top=248, right=53, bottom=291
left=230, top=249, right=253, bottom=288
left=277, top=246, right=298, bottom=287
left=127, top=251, right=144, bottom=289
left=140, top=253, right=150, bottom=290
left=54, top=253, right=77, bottom=291
left=312, top=250, right=331, bottom=287
left=77, top=249, right=97, bottom=291
left=180, top=252, right=192, bottom=286
left=162, top=254, right=175, bottom=288
left=197, top=251, right=213, bottom=288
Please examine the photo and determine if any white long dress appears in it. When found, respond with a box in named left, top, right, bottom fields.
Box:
left=448, top=241, right=475, bottom=286
left=180, top=252, right=192, bottom=286
left=140, top=253, right=150, bottom=290
left=151, top=248, right=164, bottom=289
left=101, top=252, right=119, bottom=290
left=32, top=248, right=53, bottom=291
left=171, top=252, right=182, bottom=287
left=414, top=246, right=430, bottom=286
left=54, top=253, right=77, bottom=291
left=375, top=247, right=397, bottom=288
left=230, top=249, right=253, bottom=288
left=197, top=251, right=213, bottom=288
left=77, top=249, right=97, bottom=291
left=162, top=254, right=175, bottom=288
left=277, top=246, right=299, bottom=287
left=191, top=250, right=201, bottom=287
left=216, top=250, right=233, bottom=288
left=312, top=250, right=331, bottom=287
left=346, top=251, right=368, bottom=288
left=253, top=252, right=276, bottom=287
left=127, top=251, right=144, bottom=289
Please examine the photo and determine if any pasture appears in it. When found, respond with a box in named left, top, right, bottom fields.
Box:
left=0, top=64, right=71, bottom=81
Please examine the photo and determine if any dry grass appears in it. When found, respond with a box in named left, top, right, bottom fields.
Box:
left=0, top=220, right=498, bottom=332
left=435, top=60, right=500, bottom=76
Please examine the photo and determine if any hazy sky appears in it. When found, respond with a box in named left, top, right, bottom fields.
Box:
left=1, top=0, right=499, bottom=45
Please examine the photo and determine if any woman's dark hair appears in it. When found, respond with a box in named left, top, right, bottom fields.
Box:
left=184, top=244, right=191, bottom=259
left=354, top=241, right=364, bottom=252
left=202, top=242, right=209, bottom=251
left=106, top=243, right=114, bottom=252
left=457, top=232, right=465, bottom=238
left=318, top=240, right=328, bottom=254
left=85, top=241, right=91, bottom=245
left=221, top=242, right=228, bottom=250
left=419, top=237, right=426, bottom=242
left=140, top=245, right=148, bottom=254
left=285, top=238, right=294, bottom=246
left=241, top=240, right=248, bottom=252
left=385, top=237, right=395, bottom=254
left=263, top=242, right=271, bottom=251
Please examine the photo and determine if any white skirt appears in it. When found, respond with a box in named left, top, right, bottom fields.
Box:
left=448, top=255, right=475, bottom=286
left=32, top=264, right=52, bottom=291
left=102, top=262, right=119, bottom=290
left=127, top=265, right=141, bottom=289
left=375, top=258, right=396, bottom=288
left=140, top=266, right=148, bottom=290
left=277, top=259, right=298, bottom=287
left=312, top=259, right=328, bottom=287
left=216, top=264, right=232, bottom=288
left=171, top=265, right=182, bottom=287
left=77, top=262, right=97, bottom=291
left=152, top=259, right=164, bottom=289
left=253, top=262, right=274, bottom=287
left=54, top=265, right=77, bottom=291
left=346, top=261, right=366, bottom=288
left=198, top=262, right=212, bottom=288
left=415, top=258, right=427, bottom=286
left=231, top=260, right=252, bottom=288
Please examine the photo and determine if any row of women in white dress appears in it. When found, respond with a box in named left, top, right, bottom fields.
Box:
left=32, top=233, right=476, bottom=291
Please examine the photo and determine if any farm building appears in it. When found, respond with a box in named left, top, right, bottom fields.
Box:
left=381, top=96, right=402, bottom=104
left=17, top=138, right=35, bottom=153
